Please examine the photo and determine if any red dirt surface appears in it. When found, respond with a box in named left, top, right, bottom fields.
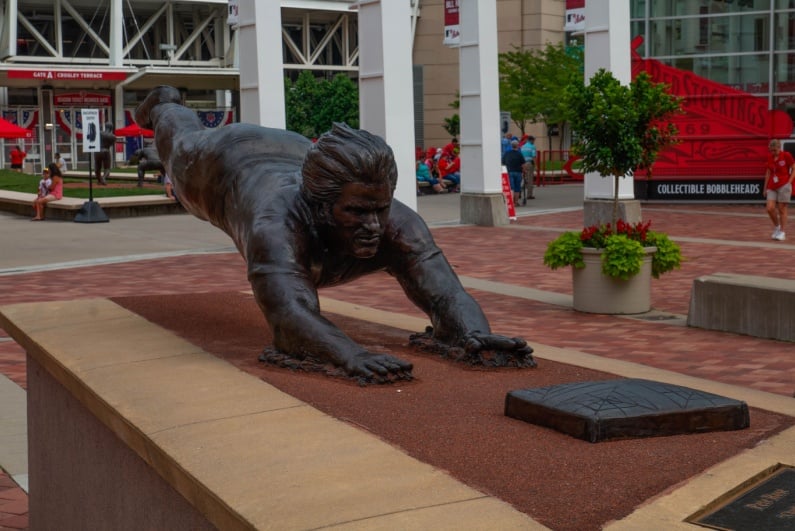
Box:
left=113, top=291, right=794, bottom=531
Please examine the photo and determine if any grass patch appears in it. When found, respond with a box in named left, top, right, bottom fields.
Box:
left=103, top=166, right=139, bottom=174
left=0, top=169, right=160, bottom=198
left=542, top=159, right=584, bottom=172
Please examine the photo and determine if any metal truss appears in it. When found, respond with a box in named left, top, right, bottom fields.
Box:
left=2, top=0, right=422, bottom=73
left=2, top=0, right=232, bottom=68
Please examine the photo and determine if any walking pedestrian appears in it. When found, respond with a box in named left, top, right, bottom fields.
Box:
left=763, top=139, right=795, bottom=241
left=502, top=139, right=525, bottom=206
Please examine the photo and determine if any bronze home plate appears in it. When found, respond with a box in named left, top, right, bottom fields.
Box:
left=505, top=378, right=749, bottom=443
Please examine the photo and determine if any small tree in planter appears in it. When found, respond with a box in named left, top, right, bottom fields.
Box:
left=564, top=69, right=682, bottom=225
left=544, top=70, right=683, bottom=314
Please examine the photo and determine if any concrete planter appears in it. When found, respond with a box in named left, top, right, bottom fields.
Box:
left=572, top=247, right=656, bottom=314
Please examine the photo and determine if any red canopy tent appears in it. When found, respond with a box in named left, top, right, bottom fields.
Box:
left=0, top=117, right=33, bottom=139
left=114, top=124, right=154, bottom=138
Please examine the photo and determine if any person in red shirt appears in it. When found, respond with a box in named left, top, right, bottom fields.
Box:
left=9, top=145, right=26, bottom=172
left=437, top=147, right=461, bottom=190
left=763, top=139, right=795, bottom=241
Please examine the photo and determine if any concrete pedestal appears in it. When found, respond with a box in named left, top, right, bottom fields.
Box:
left=460, top=193, right=509, bottom=227
left=1, top=298, right=536, bottom=530
left=583, top=198, right=642, bottom=227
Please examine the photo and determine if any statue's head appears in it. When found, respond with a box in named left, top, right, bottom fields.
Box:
left=301, top=123, right=398, bottom=258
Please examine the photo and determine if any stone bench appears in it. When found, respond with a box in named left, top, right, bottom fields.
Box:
left=687, top=273, right=795, bottom=342
left=0, top=190, right=183, bottom=220
left=417, top=178, right=456, bottom=195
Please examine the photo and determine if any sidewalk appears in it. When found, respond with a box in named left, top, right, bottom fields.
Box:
left=2, top=185, right=794, bottom=529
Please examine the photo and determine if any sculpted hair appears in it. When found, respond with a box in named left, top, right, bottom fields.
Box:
left=301, top=123, right=398, bottom=207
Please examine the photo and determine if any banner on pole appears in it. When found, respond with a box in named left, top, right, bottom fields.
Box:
left=501, top=166, right=517, bottom=220
left=443, top=0, right=460, bottom=46
left=565, top=0, right=585, bottom=32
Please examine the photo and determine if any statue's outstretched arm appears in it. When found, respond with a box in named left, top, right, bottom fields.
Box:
left=248, top=264, right=413, bottom=383
left=386, top=204, right=535, bottom=367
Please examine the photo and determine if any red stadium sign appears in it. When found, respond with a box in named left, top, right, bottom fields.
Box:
left=8, top=70, right=127, bottom=81
left=631, top=36, right=793, bottom=182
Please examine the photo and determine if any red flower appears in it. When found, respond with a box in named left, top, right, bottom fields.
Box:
left=580, top=220, right=655, bottom=248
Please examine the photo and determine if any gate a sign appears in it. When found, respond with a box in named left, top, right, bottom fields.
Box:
left=631, top=36, right=793, bottom=183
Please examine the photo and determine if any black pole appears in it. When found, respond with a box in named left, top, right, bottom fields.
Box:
left=88, top=150, right=94, bottom=202
left=74, top=148, right=108, bottom=223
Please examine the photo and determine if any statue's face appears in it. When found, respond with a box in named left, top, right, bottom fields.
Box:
left=330, top=181, right=392, bottom=259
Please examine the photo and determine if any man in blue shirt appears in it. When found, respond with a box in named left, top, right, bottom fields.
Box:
left=502, top=139, right=525, bottom=206
left=520, top=136, right=536, bottom=204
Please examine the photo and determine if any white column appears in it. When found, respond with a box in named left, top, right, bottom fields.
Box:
left=583, top=0, right=633, bottom=200
left=456, top=0, right=507, bottom=226
left=114, top=85, right=124, bottom=129
left=110, top=0, right=123, bottom=132
left=108, top=0, right=123, bottom=66
left=459, top=0, right=502, bottom=195
left=357, top=0, right=417, bottom=211
left=237, top=0, right=285, bottom=128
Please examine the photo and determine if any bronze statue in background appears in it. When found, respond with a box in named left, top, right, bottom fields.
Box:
left=94, top=123, right=115, bottom=185
left=130, top=147, right=165, bottom=187
left=135, top=86, right=535, bottom=384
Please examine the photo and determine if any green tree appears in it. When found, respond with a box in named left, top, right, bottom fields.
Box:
left=284, top=72, right=359, bottom=138
left=564, top=69, right=682, bottom=225
left=442, top=92, right=460, bottom=139
left=315, top=73, right=359, bottom=132
left=285, top=71, right=322, bottom=138
left=498, top=42, right=582, bottom=143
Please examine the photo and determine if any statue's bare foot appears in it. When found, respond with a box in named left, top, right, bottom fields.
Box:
left=259, top=348, right=413, bottom=386
left=409, top=327, right=537, bottom=368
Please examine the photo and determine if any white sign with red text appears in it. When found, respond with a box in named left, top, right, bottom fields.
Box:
left=501, top=166, right=517, bottom=220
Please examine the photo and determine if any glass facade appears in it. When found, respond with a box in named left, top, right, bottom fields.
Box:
left=631, top=0, right=795, bottom=131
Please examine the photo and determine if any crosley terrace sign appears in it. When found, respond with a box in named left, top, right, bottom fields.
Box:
left=8, top=70, right=127, bottom=81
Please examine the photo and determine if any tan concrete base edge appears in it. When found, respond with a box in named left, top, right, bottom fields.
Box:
left=0, top=299, right=543, bottom=530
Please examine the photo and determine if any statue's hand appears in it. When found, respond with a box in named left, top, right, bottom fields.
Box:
left=259, top=346, right=413, bottom=385
left=461, top=332, right=536, bottom=368
left=409, top=328, right=536, bottom=368
left=342, top=350, right=414, bottom=384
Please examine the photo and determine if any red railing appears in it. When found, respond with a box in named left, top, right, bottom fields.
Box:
left=536, top=150, right=583, bottom=186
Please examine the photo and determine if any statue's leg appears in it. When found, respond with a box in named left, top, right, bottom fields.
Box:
left=93, top=153, right=104, bottom=185
left=102, top=152, right=111, bottom=183
left=135, top=86, right=203, bottom=168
